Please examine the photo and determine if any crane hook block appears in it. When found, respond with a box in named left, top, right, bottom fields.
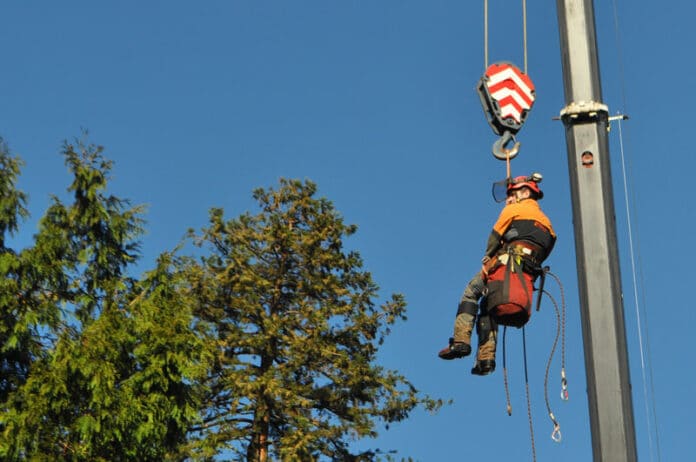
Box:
left=477, top=62, right=536, bottom=137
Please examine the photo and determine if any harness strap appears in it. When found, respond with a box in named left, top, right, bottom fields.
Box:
left=502, top=243, right=536, bottom=307
left=507, top=241, right=544, bottom=266
left=535, top=266, right=549, bottom=312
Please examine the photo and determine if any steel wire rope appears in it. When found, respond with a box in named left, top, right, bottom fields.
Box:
left=617, top=117, right=661, bottom=462
left=484, top=0, right=488, bottom=69
left=522, top=0, right=527, bottom=73
left=609, top=0, right=662, bottom=457
left=483, top=0, right=528, bottom=73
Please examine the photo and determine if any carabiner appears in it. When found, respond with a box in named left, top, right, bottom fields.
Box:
left=492, top=130, right=521, bottom=160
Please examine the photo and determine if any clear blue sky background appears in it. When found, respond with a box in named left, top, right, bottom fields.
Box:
left=0, top=2, right=689, bottom=461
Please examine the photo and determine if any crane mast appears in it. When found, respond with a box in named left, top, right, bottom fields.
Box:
left=555, top=0, right=638, bottom=460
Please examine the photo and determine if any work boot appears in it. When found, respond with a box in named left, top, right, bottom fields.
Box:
left=438, top=337, right=472, bottom=360
left=438, top=305, right=476, bottom=360
left=471, top=359, right=496, bottom=375
left=471, top=312, right=497, bottom=375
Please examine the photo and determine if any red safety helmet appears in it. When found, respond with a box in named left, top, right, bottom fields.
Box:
left=507, top=173, right=544, bottom=199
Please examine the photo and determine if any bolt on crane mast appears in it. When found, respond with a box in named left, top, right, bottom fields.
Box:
left=555, top=0, right=638, bottom=460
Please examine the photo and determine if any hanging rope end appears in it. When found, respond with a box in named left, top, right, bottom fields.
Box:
left=551, top=423, right=562, bottom=443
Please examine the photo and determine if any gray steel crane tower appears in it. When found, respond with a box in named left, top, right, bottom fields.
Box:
left=555, top=0, right=638, bottom=460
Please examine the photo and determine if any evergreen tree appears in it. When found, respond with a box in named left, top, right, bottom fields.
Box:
left=0, top=140, right=444, bottom=461
left=0, top=139, right=205, bottom=461
left=183, top=179, right=442, bottom=461
left=0, top=139, right=33, bottom=405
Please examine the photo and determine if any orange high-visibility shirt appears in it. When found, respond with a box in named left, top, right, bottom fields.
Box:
left=485, top=199, right=555, bottom=258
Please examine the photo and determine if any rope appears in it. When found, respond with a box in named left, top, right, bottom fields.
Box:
left=542, top=289, right=563, bottom=442
left=617, top=116, right=662, bottom=461
left=483, top=0, right=529, bottom=72
left=484, top=0, right=489, bottom=70
left=522, top=327, right=536, bottom=462
left=501, top=266, right=569, bottom=454
left=522, top=0, right=528, bottom=73
left=506, top=149, right=511, bottom=180
left=502, top=326, right=512, bottom=415
left=606, top=0, right=661, bottom=457
left=546, top=271, right=568, bottom=392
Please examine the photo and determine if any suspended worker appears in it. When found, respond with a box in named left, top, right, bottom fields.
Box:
left=438, top=173, right=556, bottom=375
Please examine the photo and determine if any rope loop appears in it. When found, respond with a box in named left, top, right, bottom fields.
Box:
left=551, top=423, right=563, bottom=443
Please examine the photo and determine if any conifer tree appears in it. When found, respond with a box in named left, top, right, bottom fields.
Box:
left=0, top=139, right=205, bottom=461
left=0, top=139, right=32, bottom=405
left=0, top=140, right=444, bottom=461
left=183, top=179, right=442, bottom=461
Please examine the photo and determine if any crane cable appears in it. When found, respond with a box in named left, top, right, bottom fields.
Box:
left=484, top=0, right=528, bottom=73
left=617, top=117, right=662, bottom=462
left=483, top=0, right=529, bottom=172
left=608, top=0, right=662, bottom=458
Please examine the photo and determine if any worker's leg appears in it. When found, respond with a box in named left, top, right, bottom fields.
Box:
left=471, top=308, right=497, bottom=375
left=438, top=272, right=485, bottom=360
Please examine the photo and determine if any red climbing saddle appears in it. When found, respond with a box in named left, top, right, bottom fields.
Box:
left=485, top=260, right=535, bottom=328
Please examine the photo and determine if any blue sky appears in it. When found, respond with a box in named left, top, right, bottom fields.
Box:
left=0, top=1, right=690, bottom=460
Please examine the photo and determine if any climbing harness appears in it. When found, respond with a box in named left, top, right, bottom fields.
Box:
left=484, top=244, right=538, bottom=327
left=478, top=1, right=535, bottom=162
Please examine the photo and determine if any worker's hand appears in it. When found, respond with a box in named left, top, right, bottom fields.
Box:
left=481, top=256, right=491, bottom=276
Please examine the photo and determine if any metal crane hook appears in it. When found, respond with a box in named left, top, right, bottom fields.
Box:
left=492, top=130, right=521, bottom=160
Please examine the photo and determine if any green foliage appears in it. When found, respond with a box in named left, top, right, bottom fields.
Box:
left=0, top=138, right=28, bottom=245
left=183, top=178, right=443, bottom=461
left=0, top=138, right=32, bottom=404
left=0, top=138, right=442, bottom=461
left=47, top=139, right=145, bottom=324
left=0, top=139, right=205, bottom=461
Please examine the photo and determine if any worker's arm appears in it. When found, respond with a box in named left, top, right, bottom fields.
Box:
left=483, top=203, right=518, bottom=258
left=483, top=230, right=502, bottom=259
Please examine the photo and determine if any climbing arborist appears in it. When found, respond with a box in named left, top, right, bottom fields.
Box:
left=438, top=173, right=556, bottom=375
